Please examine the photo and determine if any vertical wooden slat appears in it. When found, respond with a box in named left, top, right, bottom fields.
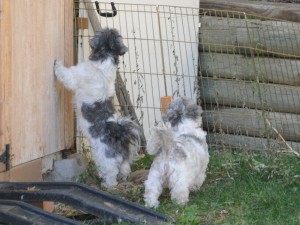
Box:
left=10, top=0, right=44, bottom=165
left=0, top=0, right=12, bottom=174
left=63, top=0, right=75, bottom=149
left=42, top=0, right=65, bottom=156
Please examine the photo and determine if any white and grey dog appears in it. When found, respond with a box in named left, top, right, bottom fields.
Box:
left=54, top=28, right=140, bottom=188
left=144, top=97, right=209, bottom=208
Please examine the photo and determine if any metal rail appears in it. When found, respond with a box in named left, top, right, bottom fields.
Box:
left=0, top=182, right=169, bottom=225
left=0, top=200, right=82, bottom=225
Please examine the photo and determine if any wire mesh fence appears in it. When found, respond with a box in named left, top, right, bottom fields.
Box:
left=74, top=1, right=200, bottom=148
left=74, top=1, right=300, bottom=154
left=199, top=8, right=300, bottom=153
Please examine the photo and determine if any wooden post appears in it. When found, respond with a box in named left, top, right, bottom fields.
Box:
left=161, top=96, right=173, bottom=113
left=31, top=202, right=54, bottom=213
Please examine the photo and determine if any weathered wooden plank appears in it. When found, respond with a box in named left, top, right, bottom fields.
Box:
left=11, top=0, right=48, bottom=165
left=199, top=16, right=300, bottom=57
left=10, top=0, right=34, bottom=165
left=41, top=0, right=64, bottom=157
left=200, top=78, right=300, bottom=114
left=0, top=0, right=12, bottom=174
left=200, top=0, right=300, bottom=22
left=63, top=0, right=75, bottom=150
left=207, top=133, right=300, bottom=153
left=202, top=107, right=300, bottom=142
left=84, top=0, right=101, bottom=31
left=8, top=0, right=74, bottom=166
left=199, top=53, right=300, bottom=86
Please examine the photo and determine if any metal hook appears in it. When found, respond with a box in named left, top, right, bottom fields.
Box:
left=95, top=1, right=117, bottom=17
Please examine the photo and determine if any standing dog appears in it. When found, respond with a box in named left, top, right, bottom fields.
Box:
left=54, top=28, right=140, bottom=188
left=144, top=97, right=209, bottom=207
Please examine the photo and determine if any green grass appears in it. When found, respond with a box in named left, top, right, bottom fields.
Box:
left=77, top=149, right=300, bottom=225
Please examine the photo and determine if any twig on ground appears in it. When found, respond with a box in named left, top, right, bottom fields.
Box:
left=265, top=118, right=300, bottom=157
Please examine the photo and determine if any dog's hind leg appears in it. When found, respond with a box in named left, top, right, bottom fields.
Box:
left=118, top=159, right=131, bottom=181
left=91, top=143, right=119, bottom=188
left=191, top=173, right=206, bottom=191
left=144, top=168, right=164, bottom=208
left=169, top=171, right=190, bottom=205
left=97, top=156, right=120, bottom=188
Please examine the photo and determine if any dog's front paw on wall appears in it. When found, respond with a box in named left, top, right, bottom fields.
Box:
left=53, top=59, right=63, bottom=76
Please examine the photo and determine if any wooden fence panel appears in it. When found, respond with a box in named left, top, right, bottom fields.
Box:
left=0, top=0, right=74, bottom=167
left=200, top=78, right=300, bottom=114
left=199, top=0, right=300, bottom=152
left=202, top=107, right=300, bottom=142
left=207, top=133, right=300, bottom=152
left=200, top=53, right=300, bottom=86
left=200, top=0, right=300, bottom=22
left=200, top=16, right=300, bottom=57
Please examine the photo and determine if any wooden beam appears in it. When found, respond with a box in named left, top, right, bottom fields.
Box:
left=200, top=0, right=300, bottom=22
left=116, top=71, right=146, bottom=147
left=0, top=0, right=12, bottom=174
left=76, top=17, right=89, bottom=30
left=199, top=52, right=300, bottom=86
left=199, top=16, right=300, bottom=58
left=83, top=0, right=101, bottom=31
left=202, top=106, right=300, bottom=142
left=160, top=96, right=173, bottom=113
left=64, top=0, right=75, bottom=149
left=207, top=133, right=300, bottom=152
left=200, top=77, right=300, bottom=114
left=30, top=202, right=54, bottom=213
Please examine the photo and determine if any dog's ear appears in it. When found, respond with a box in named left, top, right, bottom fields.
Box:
left=89, top=38, right=96, bottom=49
left=108, top=30, right=128, bottom=56
left=185, top=104, right=203, bottom=120
left=89, top=35, right=99, bottom=50
left=89, top=30, right=104, bottom=49
left=163, top=101, right=185, bottom=126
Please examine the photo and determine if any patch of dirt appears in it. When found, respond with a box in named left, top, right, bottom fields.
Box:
left=116, top=169, right=149, bottom=190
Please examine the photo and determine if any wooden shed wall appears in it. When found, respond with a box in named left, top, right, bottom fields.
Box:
left=0, top=0, right=74, bottom=170
left=199, top=0, right=300, bottom=152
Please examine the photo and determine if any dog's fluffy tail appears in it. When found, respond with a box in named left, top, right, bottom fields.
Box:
left=146, top=127, right=175, bottom=156
left=91, top=117, right=140, bottom=162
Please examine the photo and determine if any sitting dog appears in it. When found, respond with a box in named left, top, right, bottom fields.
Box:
left=144, top=97, right=209, bottom=207
left=54, top=28, right=140, bottom=188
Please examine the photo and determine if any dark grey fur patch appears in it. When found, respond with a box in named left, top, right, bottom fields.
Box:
left=81, top=98, right=115, bottom=125
left=101, top=120, right=139, bottom=159
left=89, top=27, right=128, bottom=65
left=163, top=97, right=203, bottom=127
left=81, top=98, right=139, bottom=159
left=179, top=134, right=205, bottom=147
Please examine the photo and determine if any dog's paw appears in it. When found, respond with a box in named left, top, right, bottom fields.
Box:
left=54, top=59, right=63, bottom=66
left=102, top=179, right=118, bottom=188
left=144, top=198, right=160, bottom=208
left=171, top=194, right=189, bottom=205
left=53, top=59, right=63, bottom=76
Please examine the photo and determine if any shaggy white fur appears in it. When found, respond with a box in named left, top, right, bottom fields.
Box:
left=144, top=97, right=209, bottom=208
left=54, top=28, right=140, bottom=188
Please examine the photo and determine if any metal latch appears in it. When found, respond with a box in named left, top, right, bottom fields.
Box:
left=0, top=144, right=10, bottom=171
left=95, top=1, right=117, bottom=17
